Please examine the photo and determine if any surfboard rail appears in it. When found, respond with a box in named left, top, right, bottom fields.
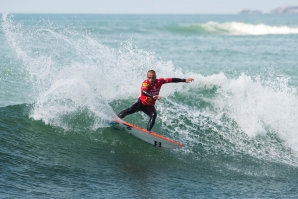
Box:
left=111, top=119, right=185, bottom=148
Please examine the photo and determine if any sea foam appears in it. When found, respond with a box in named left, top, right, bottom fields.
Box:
left=182, top=21, right=298, bottom=35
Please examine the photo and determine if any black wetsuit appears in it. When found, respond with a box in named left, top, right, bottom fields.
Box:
left=118, top=99, right=157, bottom=131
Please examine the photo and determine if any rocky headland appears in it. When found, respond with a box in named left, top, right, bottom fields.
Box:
left=239, top=6, right=298, bottom=14
left=238, top=9, right=262, bottom=14
left=270, top=6, right=298, bottom=14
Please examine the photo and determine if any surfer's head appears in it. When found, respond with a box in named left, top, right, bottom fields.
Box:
left=147, top=70, right=156, bottom=84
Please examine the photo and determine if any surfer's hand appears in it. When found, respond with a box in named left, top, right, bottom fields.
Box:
left=186, top=78, right=194, bottom=83
left=153, top=95, right=161, bottom=100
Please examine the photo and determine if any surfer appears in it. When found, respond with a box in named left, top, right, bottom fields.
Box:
left=117, top=70, right=194, bottom=131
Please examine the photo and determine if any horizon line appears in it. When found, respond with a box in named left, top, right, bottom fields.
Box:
left=1, top=12, right=288, bottom=15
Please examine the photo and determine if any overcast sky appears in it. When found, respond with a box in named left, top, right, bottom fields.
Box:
left=0, top=0, right=297, bottom=14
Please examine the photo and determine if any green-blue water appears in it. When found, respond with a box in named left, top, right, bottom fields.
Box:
left=1, top=13, right=298, bottom=198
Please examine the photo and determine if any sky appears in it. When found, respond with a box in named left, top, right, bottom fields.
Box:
left=0, top=0, right=297, bottom=14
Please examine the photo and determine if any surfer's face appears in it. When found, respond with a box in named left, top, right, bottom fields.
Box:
left=147, top=72, right=156, bottom=84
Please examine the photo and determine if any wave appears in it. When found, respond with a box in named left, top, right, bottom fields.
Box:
left=1, top=13, right=185, bottom=131
left=158, top=72, right=298, bottom=169
left=2, top=13, right=298, bottom=171
left=170, top=22, right=298, bottom=35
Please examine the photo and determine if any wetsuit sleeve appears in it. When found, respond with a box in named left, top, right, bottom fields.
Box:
left=171, top=78, right=186, bottom=83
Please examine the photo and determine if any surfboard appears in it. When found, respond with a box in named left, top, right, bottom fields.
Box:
left=111, top=119, right=184, bottom=148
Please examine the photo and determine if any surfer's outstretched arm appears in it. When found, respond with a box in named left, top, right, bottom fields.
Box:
left=171, top=78, right=194, bottom=83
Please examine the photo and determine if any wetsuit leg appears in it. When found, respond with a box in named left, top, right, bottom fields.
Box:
left=117, top=99, right=142, bottom=119
left=142, top=106, right=157, bottom=131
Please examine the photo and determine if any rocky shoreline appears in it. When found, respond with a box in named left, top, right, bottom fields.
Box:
left=270, top=6, right=298, bottom=14
left=239, top=6, right=298, bottom=14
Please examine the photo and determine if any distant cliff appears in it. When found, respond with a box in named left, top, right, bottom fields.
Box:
left=238, top=6, right=298, bottom=14
left=238, top=10, right=262, bottom=14
left=270, top=6, right=298, bottom=14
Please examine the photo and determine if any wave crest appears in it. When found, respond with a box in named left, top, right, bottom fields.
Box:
left=173, top=22, right=298, bottom=35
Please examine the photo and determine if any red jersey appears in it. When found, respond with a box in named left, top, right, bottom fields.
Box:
left=139, top=78, right=173, bottom=106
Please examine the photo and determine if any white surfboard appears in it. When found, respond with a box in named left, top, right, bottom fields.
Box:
left=111, top=120, right=184, bottom=148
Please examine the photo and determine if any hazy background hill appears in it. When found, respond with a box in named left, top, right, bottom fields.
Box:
left=239, top=6, right=298, bottom=14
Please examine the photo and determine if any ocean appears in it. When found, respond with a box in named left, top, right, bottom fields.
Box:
left=1, top=13, right=298, bottom=198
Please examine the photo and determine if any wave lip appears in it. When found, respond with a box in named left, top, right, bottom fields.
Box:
left=175, top=22, right=298, bottom=35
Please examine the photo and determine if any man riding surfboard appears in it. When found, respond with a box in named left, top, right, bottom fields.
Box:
left=117, top=70, right=194, bottom=131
